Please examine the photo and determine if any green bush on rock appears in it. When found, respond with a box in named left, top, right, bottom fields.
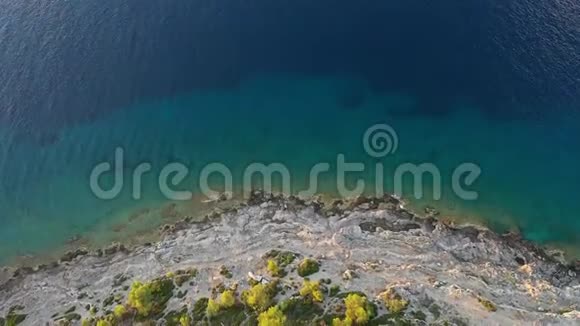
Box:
left=278, top=297, right=324, bottom=324
left=299, top=280, right=324, bottom=302
left=257, top=306, right=287, bottom=326
left=127, top=277, right=175, bottom=317
left=171, top=268, right=198, bottom=287
left=192, top=298, right=209, bottom=321
left=80, top=316, right=113, bottom=326
left=478, top=297, right=497, bottom=312
left=242, top=282, right=278, bottom=312
left=95, top=321, right=111, bottom=326
left=206, top=299, right=221, bottom=318
left=113, top=305, right=128, bottom=319
left=206, top=289, right=238, bottom=318
left=3, top=315, right=27, bottom=326
left=179, top=314, right=191, bottom=326
left=332, top=318, right=353, bottom=326
left=329, top=285, right=341, bottom=297
left=333, top=293, right=376, bottom=326
left=164, top=307, right=191, bottom=326
left=1, top=306, right=27, bottom=326
left=220, top=290, right=236, bottom=309
left=345, top=293, right=372, bottom=324
left=264, top=250, right=296, bottom=268
left=219, top=266, right=233, bottom=279
left=379, top=288, right=409, bottom=315
left=267, top=259, right=284, bottom=277
left=297, top=258, right=320, bottom=277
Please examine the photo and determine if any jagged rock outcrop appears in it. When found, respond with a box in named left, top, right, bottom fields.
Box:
left=0, top=194, right=578, bottom=325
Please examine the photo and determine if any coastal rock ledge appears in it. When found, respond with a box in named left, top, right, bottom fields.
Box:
left=1, top=194, right=579, bottom=325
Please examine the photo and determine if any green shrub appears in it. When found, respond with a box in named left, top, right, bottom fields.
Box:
left=278, top=297, right=324, bottom=324
left=3, top=312, right=27, bottom=326
left=127, top=277, right=175, bottom=317
left=332, top=317, right=353, bottom=326
left=267, top=259, right=284, bottom=277
left=206, top=299, right=221, bottom=317
left=264, top=250, right=296, bottom=268
left=379, top=288, right=409, bottom=314
left=299, top=280, right=324, bottom=302
left=478, top=297, right=497, bottom=312
left=192, top=298, right=209, bottom=321
left=242, top=282, right=278, bottom=312
left=179, top=314, right=191, bottom=326
left=297, top=258, right=320, bottom=277
left=332, top=293, right=375, bottom=325
left=164, top=308, right=191, bottom=326
left=345, top=293, right=371, bottom=324
left=219, top=266, right=233, bottom=279
left=96, top=320, right=112, bottom=326
left=410, top=310, right=427, bottom=321
left=258, top=306, right=287, bottom=326
left=172, top=268, right=198, bottom=287
left=113, top=305, right=127, bottom=319
left=329, top=285, right=341, bottom=297
left=220, top=290, right=236, bottom=309
left=206, top=289, right=238, bottom=318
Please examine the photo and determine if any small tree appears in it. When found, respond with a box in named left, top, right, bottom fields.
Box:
left=113, top=305, right=128, bottom=319
left=206, top=299, right=221, bottom=317
left=379, top=288, right=409, bottom=314
left=299, top=280, right=324, bottom=302
left=258, top=306, right=287, bottom=326
left=127, top=278, right=175, bottom=317
left=344, top=294, right=370, bottom=324
left=220, top=290, right=236, bottom=308
left=332, top=317, right=353, bottom=326
left=206, top=289, right=237, bottom=317
left=297, top=258, right=320, bottom=277
left=267, top=259, right=283, bottom=277
left=179, top=314, right=192, bottom=326
left=242, top=283, right=276, bottom=312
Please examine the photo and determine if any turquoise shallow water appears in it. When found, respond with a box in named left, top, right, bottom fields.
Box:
left=1, top=75, right=579, bottom=263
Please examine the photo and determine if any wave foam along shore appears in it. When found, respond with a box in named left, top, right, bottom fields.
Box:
left=1, top=192, right=579, bottom=325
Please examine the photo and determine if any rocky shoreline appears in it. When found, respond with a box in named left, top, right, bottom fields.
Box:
left=1, top=192, right=579, bottom=325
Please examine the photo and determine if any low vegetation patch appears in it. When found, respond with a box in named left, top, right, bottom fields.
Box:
left=477, top=297, right=497, bottom=312
left=332, top=293, right=377, bottom=325
left=267, top=259, right=285, bottom=277
left=171, top=268, right=198, bottom=287
left=379, top=288, right=409, bottom=315
left=297, top=258, right=320, bottom=277
left=192, top=298, right=209, bottom=322
left=258, top=306, right=287, bottom=326
left=164, top=307, right=190, bottom=326
left=219, top=266, right=234, bottom=279
left=127, top=277, right=175, bottom=318
left=1, top=306, right=27, bottom=326
left=299, top=280, right=324, bottom=302
left=278, top=297, right=324, bottom=324
left=242, top=281, right=279, bottom=312
left=112, top=305, right=127, bottom=319
left=264, top=250, right=297, bottom=268
left=207, top=290, right=238, bottom=317
left=30, top=246, right=483, bottom=326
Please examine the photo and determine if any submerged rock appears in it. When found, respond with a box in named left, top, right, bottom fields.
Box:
left=59, top=248, right=89, bottom=263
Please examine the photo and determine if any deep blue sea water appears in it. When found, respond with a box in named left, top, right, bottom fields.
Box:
left=0, top=0, right=579, bottom=263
